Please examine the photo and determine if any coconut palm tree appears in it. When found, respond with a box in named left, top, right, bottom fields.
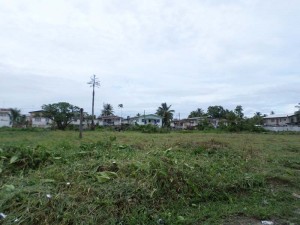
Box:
left=188, top=108, right=204, bottom=118
left=10, top=108, right=21, bottom=127
left=118, top=104, right=123, bottom=117
left=87, top=75, right=100, bottom=130
left=101, top=104, right=114, bottom=116
left=156, top=102, right=175, bottom=127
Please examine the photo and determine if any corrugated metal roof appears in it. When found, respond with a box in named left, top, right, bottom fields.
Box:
left=264, top=114, right=294, bottom=119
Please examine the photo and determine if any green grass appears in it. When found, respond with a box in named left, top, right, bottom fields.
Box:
left=0, top=130, right=299, bottom=224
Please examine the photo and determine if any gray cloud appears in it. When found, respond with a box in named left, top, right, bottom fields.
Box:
left=0, top=0, right=299, bottom=118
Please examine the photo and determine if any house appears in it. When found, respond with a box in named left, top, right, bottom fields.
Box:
left=28, top=110, right=52, bottom=128
left=0, top=108, right=12, bottom=127
left=263, top=114, right=298, bottom=126
left=126, top=114, right=162, bottom=127
left=171, top=117, right=204, bottom=129
left=98, top=115, right=122, bottom=126
left=171, top=116, right=225, bottom=129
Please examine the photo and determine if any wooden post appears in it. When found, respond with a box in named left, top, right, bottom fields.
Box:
left=79, top=108, right=83, bottom=139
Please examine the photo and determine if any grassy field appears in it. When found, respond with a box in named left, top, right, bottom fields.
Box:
left=0, top=130, right=299, bottom=225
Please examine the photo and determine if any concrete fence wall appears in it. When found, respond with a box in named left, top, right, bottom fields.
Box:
left=263, top=126, right=300, bottom=132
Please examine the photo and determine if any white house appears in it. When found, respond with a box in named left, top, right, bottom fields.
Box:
left=28, top=110, right=52, bottom=128
left=98, top=115, right=122, bottom=126
left=171, top=116, right=225, bottom=129
left=0, top=108, right=12, bottom=127
left=126, top=114, right=162, bottom=127
left=263, top=114, right=298, bottom=126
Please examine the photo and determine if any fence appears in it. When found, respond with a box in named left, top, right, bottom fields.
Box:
left=263, top=126, right=300, bottom=132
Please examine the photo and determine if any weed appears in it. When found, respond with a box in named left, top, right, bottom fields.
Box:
left=0, top=131, right=299, bottom=224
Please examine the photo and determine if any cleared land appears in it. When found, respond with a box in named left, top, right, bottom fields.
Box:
left=0, top=130, right=299, bottom=224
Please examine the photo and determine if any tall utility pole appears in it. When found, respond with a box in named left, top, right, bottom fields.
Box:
left=87, top=74, right=100, bottom=130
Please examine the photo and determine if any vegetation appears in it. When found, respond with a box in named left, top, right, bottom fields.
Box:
left=87, top=74, right=100, bottom=130
left=207, top=105, right=226, bottom=119
left=42, top=102, right=81, bottom=130
left=188, top=108, right=205, bottom=118
left=8, top=108, right=27, bottom=128
left=9, top=108, right=21, bottom=127
left=156, top=103, right=175, bottom=127
left=101, top=104, right=114, bottom=116
left=0, top=130, right=299, bottom=224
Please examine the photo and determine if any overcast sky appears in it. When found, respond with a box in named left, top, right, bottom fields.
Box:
left=0, top=0, right=299, bottom=118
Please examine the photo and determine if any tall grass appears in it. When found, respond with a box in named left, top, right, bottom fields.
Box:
left=0, top=131, right=299, bottom=224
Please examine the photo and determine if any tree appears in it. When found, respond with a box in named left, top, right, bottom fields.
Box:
left=295, top=103, right=300, bottom=112
left=9, top=108, right=21, bottom=127
left=118, top=104, right=123, bottom=117
left=207, top=106, right=226, bottom=119
left=225, top=110, right=237, bottom=125
left=87, top=75, right=100, bottom=130
left=270, top=111, right=275, bottom=115
left=42, top=102, right=80, bottom=130
left=188, top=108, right=204, bottom=118
left=234, top=105, right=244, bottom=119
left=295, top=103, right=300, bottom=124
left=101, top=104, right=114, bottom=116
left=252, top=112, right=264, bottom=125
left=156, top=102, right=175, bottom=127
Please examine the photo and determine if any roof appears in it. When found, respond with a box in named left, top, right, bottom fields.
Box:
left=137, top=114, right=162, bottom=119
left=264, top=114, right=294, bottom=119
left=0, top=108, right=11, bottom=113
left=28, top=110, right=44, bottom=114
left=98, top=115, right=122, bottom=119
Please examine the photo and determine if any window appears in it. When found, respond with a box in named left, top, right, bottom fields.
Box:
left=271, top=119, right=275, bottom=122
left=35, top=117, right=41, bottom=122
left=142, top=119, right=145, bottom=122
left=156, top=119, right=160, bottom=123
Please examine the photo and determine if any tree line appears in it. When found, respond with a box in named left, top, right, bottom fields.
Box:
left=7, top=102, right=300, bottom=131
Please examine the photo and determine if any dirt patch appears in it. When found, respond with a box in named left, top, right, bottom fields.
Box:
left=266, top=176, right=291, bottom=187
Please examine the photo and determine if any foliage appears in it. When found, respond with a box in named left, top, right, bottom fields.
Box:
left=295, top=103, right=300, bottom=124
left=234, top=105, right=244, bottom=119
left=9, top=108, right=27, bottom=127
left=188, top=108, right=205, bottom=118
left=0, top=131, right=299, bottom=224
left=156, top=102, right=175, bottom=127
left=101, top=103, right=114, bottom=116
left=207, top=105, right=226, bottom=119
left=127, top=124, right=170, bottom=133
left=41, top=102, right=80, bottom=130
left=196, top=118, right=214, bottom=130
left=252, top=112, right=264, bottom=126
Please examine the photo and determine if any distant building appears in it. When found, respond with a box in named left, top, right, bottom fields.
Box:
left=171, top=116, right=225, bottom=129
left=98, top=115, right=122, bottom=126
left=0, top=108, right=12, bottom=127
left=263, top=114, right=298, bottom=126
left=125, top=114, right=162, bottom=127
left=28, top=110, right=52, bottom=128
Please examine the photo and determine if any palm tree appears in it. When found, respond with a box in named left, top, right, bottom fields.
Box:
left=10, top=108, right=21, bottom=127
left=156, top=102, right=175, bottom=127
left=101, top=104, right=114, bottom=116
left=87, top=74, right=100, bottom=130
left=188, top=108, right=204, bottom=118
left=118, top=104, right=123, bottom=117
left=295, top=103, right=300, bottom=124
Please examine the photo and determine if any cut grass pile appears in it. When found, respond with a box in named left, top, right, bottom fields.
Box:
left=0, top=130, right=299, bottom=224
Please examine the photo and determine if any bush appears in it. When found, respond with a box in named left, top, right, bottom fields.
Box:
left=0, top=145, right=53, bottom=174
left=127, top=124, right=170, bottom=133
